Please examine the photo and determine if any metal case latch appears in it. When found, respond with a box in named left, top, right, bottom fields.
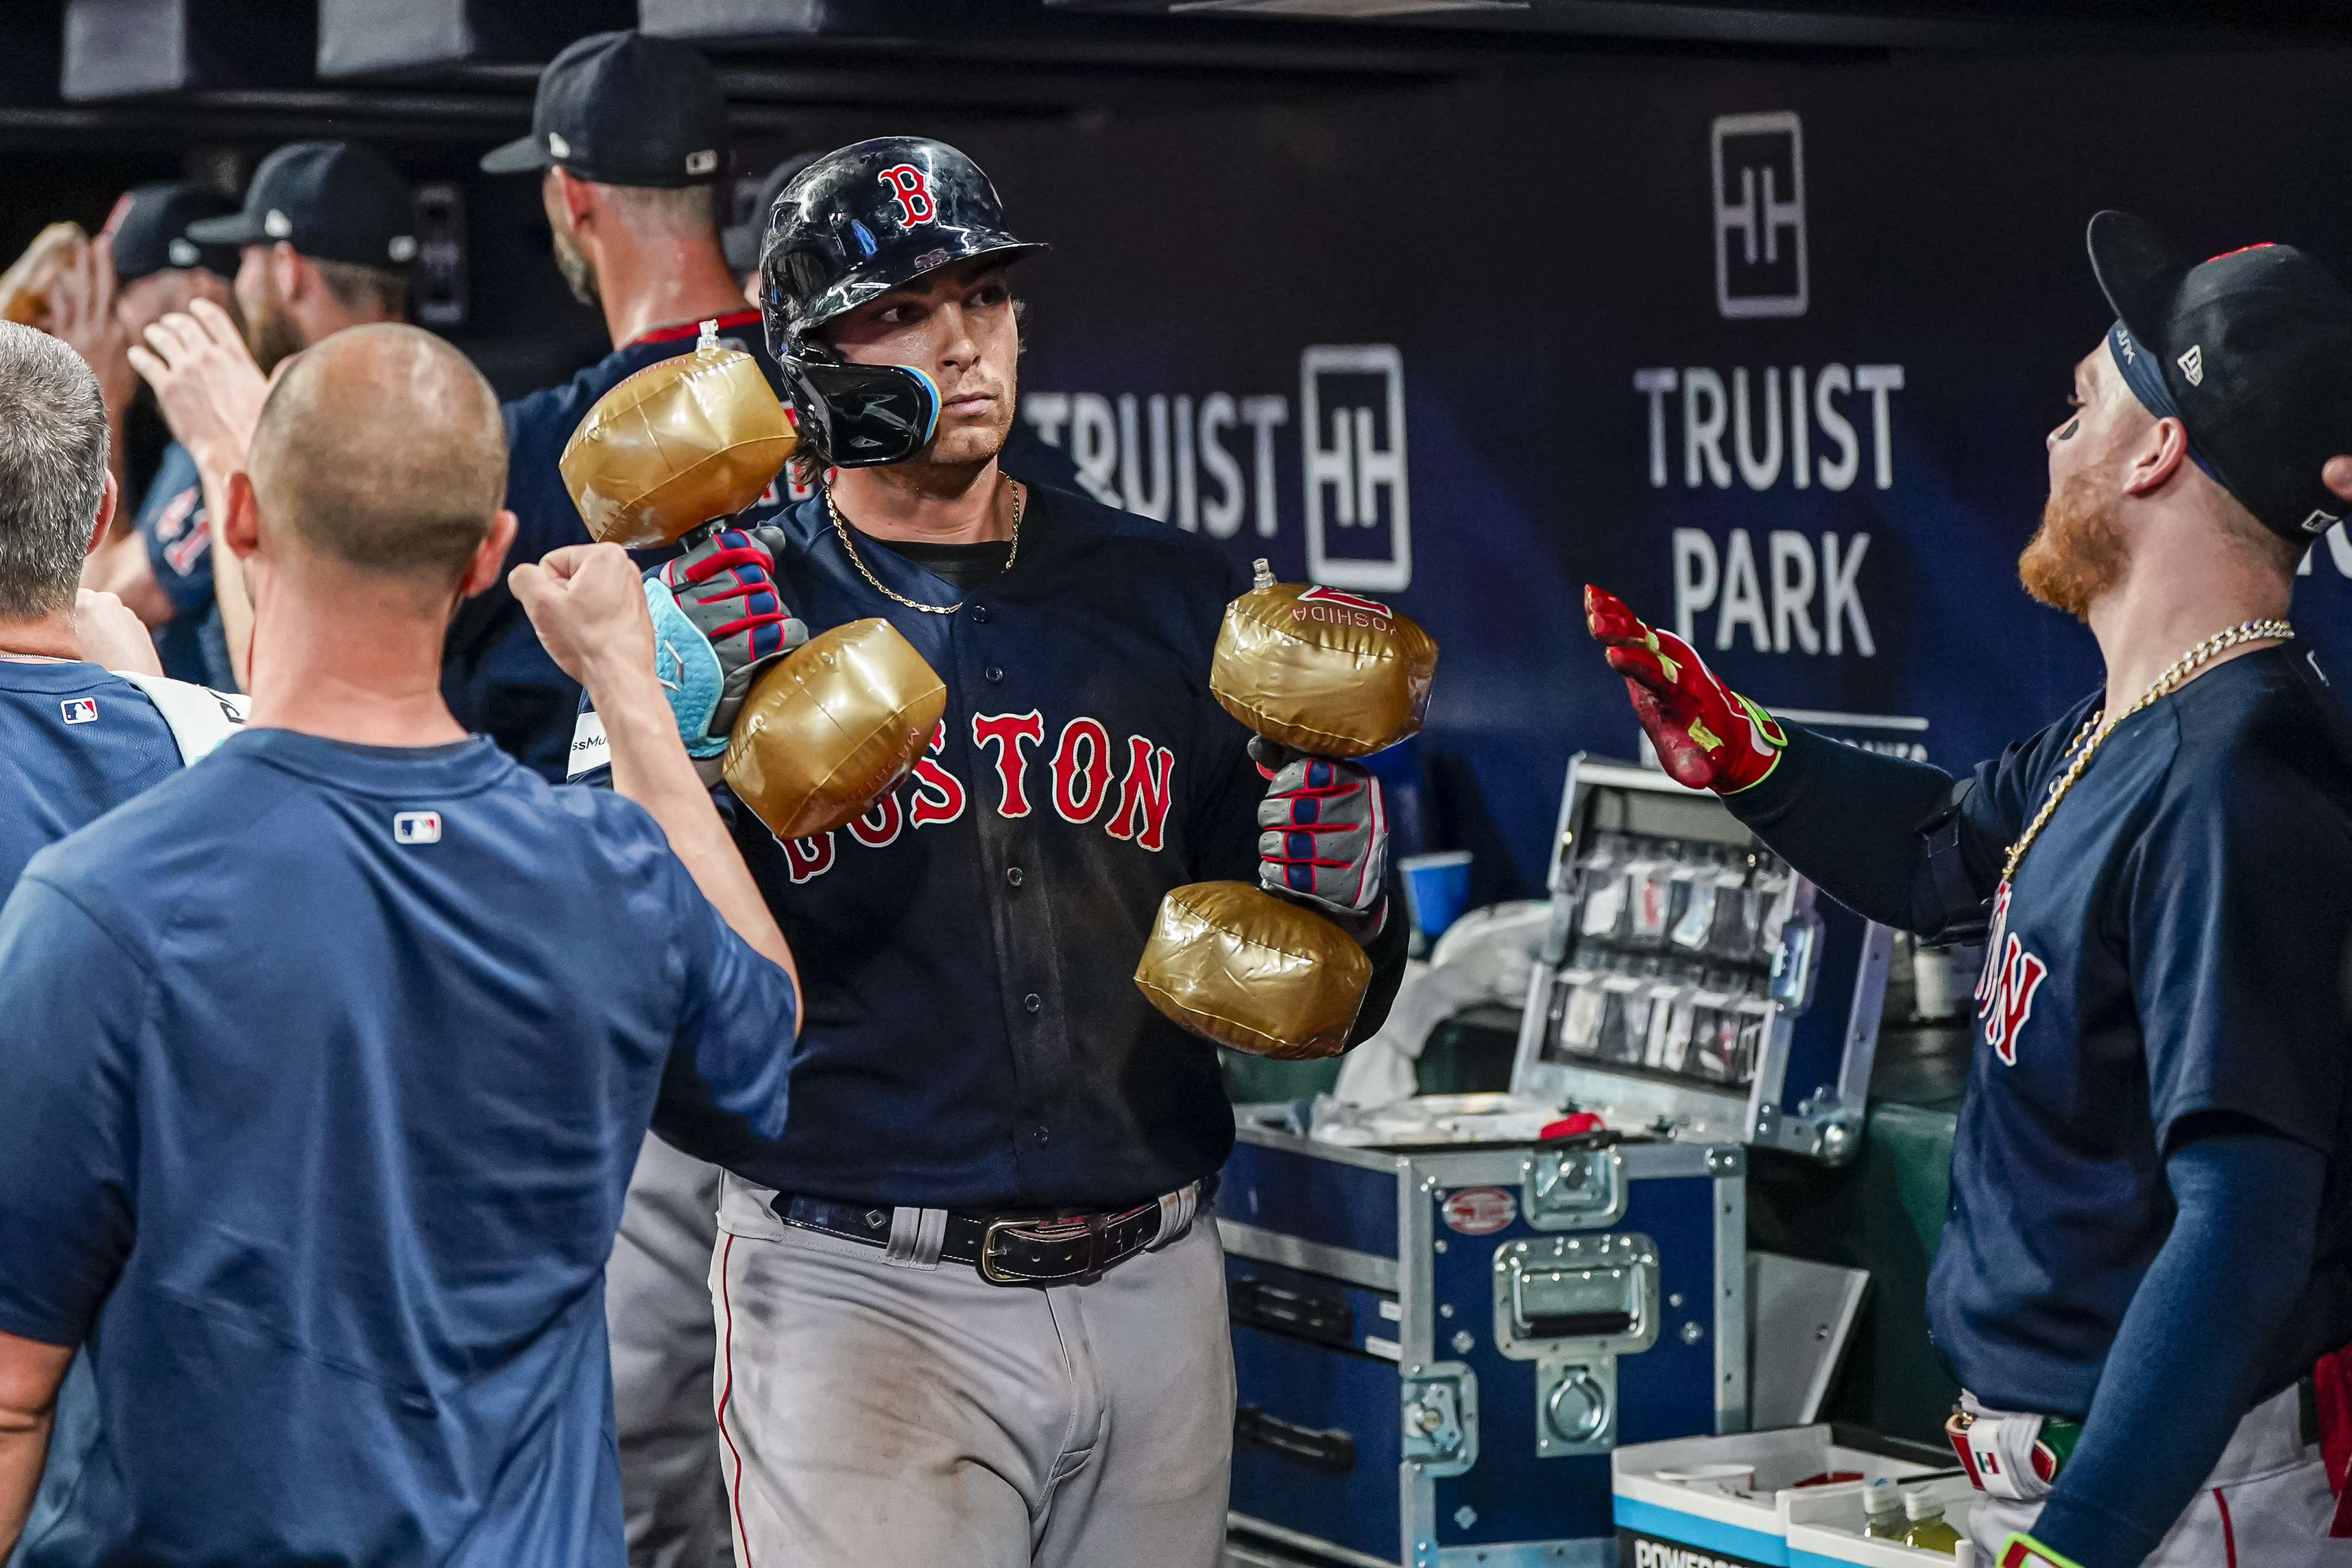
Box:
left=1400, top=1362, right=1478, bottom=1477
left=1492, top=1233, right=1660, bottom=1458
left=1523, top=1145, right=1627, bottom=1230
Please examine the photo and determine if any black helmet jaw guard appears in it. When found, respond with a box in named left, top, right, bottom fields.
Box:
left=783, top=347, right=942, bottom=469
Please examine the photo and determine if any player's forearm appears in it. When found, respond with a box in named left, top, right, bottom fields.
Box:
left=590, top=670, right=800, bottom=1007
left=2029, top=1130, right=2322, bottom=1568
left=1718, top=723, right=1976, bottom=936
left=0, top=1328, right=72, bottom=1557
left=0, top=1413, right=52, bottom=1555
left=188, top=450, right=253, bottom=691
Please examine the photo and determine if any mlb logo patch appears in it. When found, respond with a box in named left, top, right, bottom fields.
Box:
left=393, top=811, right=442, bottom=845
left=60, top=698, right=97, bottom=725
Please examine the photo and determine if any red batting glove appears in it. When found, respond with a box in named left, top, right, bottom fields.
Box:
left=1584, top=584, right=1786, bottom=794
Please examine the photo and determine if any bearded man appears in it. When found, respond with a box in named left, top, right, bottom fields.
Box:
left=1587, top=214, right=2352, bottom=1567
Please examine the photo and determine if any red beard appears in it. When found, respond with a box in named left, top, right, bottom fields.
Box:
left=2019, top=470, right=2129, bottom=620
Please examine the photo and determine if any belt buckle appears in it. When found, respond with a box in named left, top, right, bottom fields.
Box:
left=980, top=1213, right=1049, bottom=1285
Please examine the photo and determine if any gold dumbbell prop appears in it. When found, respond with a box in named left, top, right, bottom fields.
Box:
left=1135, top=562, right=1439, bottom=1060
left=560, top=323, right=944, bottom=841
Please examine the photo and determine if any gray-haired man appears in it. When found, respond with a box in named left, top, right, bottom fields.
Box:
left=0, top=319, right=239, bottom=893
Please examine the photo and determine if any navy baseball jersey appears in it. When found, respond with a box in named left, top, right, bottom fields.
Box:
left=1930, top=646, right=2352, bottom=1413
left=0, top=659, right=184, bottom=892
left=132, top=441, right=232, bottom=690
left=0, top=728, right=796, bottom=1566
left=574, top=481, right=1399, bottom=1211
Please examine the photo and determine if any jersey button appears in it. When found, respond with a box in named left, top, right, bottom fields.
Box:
left=1006, top=865, right=1024, bottom=887
left=971, top=604, right=991, bottom=624
left=984, top=665, right=1005, bottom=683
left=1032, top=1124, right=1050, bottom=1146
left=1024, top=992, right=1042, bottom=1014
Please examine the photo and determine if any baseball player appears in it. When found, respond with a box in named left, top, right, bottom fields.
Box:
left=566, top=136, right=1407, bottom=1566
left=0, top=321, right=233, bottom=892
left=1588, top=214, right=2352, bottom=1567
left=0, top=323, right=799, bottom=1565
left=53, top=182, right=244, bottom=689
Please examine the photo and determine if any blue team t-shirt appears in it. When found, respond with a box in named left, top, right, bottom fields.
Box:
left=134, top=441, right=233, bottom=691
left=1933, top=646, right=2352, bottom=1414
left=0, top=660, right=184, bottom=892
left=0, top=727, right=797, bottom=1567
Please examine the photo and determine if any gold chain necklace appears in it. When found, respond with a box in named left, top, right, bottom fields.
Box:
left=824, top=480, right=1023, bottom=616
left=2000, top=618, right=2293, bottom=885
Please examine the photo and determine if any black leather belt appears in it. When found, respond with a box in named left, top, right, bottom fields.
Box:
left=773, top=1183, right=1209, bottom=1287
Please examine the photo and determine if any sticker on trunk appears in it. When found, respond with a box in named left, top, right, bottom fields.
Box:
left=1440, top=1186, right=1517, bottom=1235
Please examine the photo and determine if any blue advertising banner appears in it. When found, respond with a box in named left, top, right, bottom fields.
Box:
left=952, top=48, right=2352, bottom=892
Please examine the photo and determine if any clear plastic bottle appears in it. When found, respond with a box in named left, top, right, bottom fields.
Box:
left=1860, top=1479, right=1907, bottom=1541
left=1901, top=1488, right=1963, bottom=1555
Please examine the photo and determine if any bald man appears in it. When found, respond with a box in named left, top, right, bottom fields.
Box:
left=0, top=324, right=801, bottom=1566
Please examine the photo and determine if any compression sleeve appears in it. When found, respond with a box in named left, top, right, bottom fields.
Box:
left=2028, top=1128, right=2324, bottom=1568
left=1718, top=722, right=1999, bottom=937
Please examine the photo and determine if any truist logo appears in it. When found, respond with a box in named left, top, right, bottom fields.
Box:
left=1712, top=111, right=1806, bottom=319
left=1292, top=586, right=1394, bottom=631
left=1975, top=883, right=2049, bottom=1065
left=878, top=164, right=937, bottom=226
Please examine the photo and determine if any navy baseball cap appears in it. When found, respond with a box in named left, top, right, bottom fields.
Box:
left=723, top=152, right=821, bottom=274
left=480, top=31, right=728, bottom=190
left=107, top=183, right=240, bottom=281
left=2090, top=210, right=2352, bottom=542
left=186, top=142, right=417, bottom=270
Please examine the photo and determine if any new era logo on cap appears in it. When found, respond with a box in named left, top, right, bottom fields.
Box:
left=167, top=237, right=198, bottom=266
left=2301, top=508, right=2341, bottom=536
left=60, top=698, right=97, bottom=725
left=263, top=209, right=292, bottom=238
left=393, top=811, right=442, bottom=845
left=2177, top=344, right=2204, bottom=386
left=685, top=149, right=717, bottom=177
left=549, top=131, right=571, bottom=159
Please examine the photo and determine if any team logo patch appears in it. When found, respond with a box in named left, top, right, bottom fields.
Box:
left=60, top=698, right=97, bottom=725
left=1975, top=883, right=2049, bottom=1065
left=393, top=811, right=442, bottom=845
left=878, top=163, right=937, bottom=226
left=1441, top=1187, right=1517, bottom=1235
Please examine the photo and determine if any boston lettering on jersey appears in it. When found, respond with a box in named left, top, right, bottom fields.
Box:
left=773, top=714, right=1178, bottom=885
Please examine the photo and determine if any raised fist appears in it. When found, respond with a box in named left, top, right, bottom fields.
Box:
left=1584, top=584, right=1784, bottom=793
left=647, top=526, right=809, bottom=759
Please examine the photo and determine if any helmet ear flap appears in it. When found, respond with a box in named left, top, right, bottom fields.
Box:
left=782, top=351, right=942, bottom=469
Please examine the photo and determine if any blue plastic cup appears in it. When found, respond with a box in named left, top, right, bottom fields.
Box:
left=1400, top=851, right=1473, bottom=944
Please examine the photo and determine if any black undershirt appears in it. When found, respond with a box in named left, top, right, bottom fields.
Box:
left=857, top=527, right=1015, bottom=591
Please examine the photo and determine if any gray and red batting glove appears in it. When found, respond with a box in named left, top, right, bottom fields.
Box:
left=646, top=524, right=809, bottom=776
left=1256, top=738, right=1389, bottom=936
left=1584, top=584, right=1785, bottom=794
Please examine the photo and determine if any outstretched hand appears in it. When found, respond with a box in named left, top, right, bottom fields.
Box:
left=128, top=300, right=268, bottom=475
left=1584, top=585, right=1785, bottom=793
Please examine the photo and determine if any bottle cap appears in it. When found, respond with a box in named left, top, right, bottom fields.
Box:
left=1861, top=1480, right=1904, bottom=1518
left=1902, top=1488, right=1944, bottom=1522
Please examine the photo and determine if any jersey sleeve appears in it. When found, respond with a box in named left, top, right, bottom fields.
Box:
left=2126, top=752, right=2352, bottom=1155
left=646, top=851, right=799, bottom=1171
left=135, top=456, right=214, bottom=614
left=0, top=878, right=146, bottom=1346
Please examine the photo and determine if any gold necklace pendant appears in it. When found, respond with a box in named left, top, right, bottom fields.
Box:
left=825, top=480, right=1023, bottom=617
left=1998, top=618, right=2293, bottom=887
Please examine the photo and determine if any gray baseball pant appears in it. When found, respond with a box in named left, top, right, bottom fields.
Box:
left=1966, top=1382, right=2352, bottom=1565
left=708, top=1169, right=1234, bottom=1568
left=607, top=1133, right=734, bottom=1568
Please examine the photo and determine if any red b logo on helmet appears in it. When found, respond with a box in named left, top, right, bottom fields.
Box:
left=878, top=164, right=937, bottom=226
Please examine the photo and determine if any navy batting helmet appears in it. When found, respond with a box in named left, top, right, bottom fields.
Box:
left=758, top=137, right=1045, bottom=467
